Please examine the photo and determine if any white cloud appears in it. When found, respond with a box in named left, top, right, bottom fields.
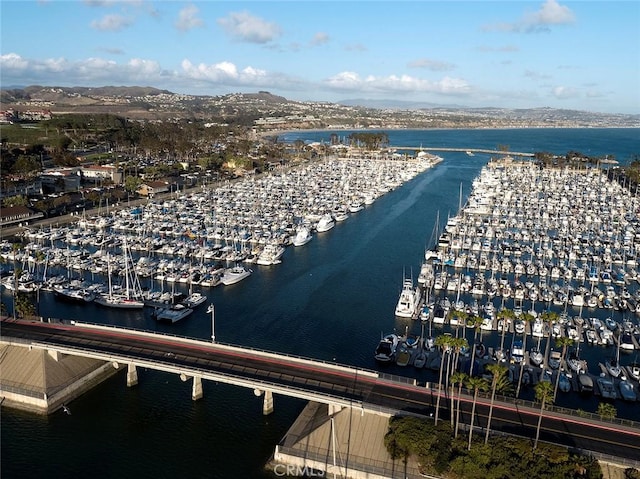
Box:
left=1, top=53, right=29, bottom=71
left=483, top=0, right=575, bottom=33
left=551, top=85, right=579, bottom=99
left=217, top=11, right=281, bottom=44
left=181, top=59, right=269, bottom=85
left=175, top=4, right=204, bottom=32
left=407, top=58, right=455, bottom=72
left=324, top=71, right=471, bottom=96
left=90, top=13, right=133, bottom=31
left=311, top=32, right=329, bottom=46
left=0, top=53, right=167, bottom=85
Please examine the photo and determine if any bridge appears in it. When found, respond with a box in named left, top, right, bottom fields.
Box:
left=2, top=318, right=639, bottom=465
left=393, top=147, right=535, bottom=157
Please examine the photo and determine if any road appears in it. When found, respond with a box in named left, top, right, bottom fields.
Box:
left=2, top=318, right=639, bottom=463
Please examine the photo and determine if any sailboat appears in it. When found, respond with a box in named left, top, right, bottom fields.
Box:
left=95, top=239, right=144, bottom=309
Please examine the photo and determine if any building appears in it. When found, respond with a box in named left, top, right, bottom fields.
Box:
left=81, top=164, right=123, bottom=184
left=137, top=180, right=169, bottom=198
left=0, top=205, right=44, bottom=227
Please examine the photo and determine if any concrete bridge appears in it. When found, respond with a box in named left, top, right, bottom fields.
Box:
left=2, top=318, right=639, bottom=466
left=392, top=147, right=535, bottom=157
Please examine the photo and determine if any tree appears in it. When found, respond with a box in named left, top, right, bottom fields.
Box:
left=466, top=315, right=484, bottom=376
left=465, top=376, right=488, bottom=450
left=448, top=337, right=468, bottom=428
left=433, top=334, right=452, bottom=425
left=534, top=380, right=554, bottom=450
left=484, top=363, right=511, bottom=444
left=14, top=292, right=36, bottom=318
left=451, top=371, right=468, bottom=438
left=496, top=307, right=514, bottom=356
left=553, top=336, right=574, bottom=401
left=597, top=402, right=617, bottom=421
left=540, top=311, right=559, bottom=367
left=515, top=311, right=535, bottom=398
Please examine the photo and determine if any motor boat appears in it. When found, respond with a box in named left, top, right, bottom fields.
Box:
left=374, top=334, right=399, bottom=363
left=394, top=275, right=421, bottom=319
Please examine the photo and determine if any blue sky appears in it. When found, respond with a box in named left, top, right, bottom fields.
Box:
left=1, top=1, right=639, bottom=114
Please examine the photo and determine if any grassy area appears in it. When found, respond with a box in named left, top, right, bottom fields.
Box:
left=0, top=123, right=63, bottom=147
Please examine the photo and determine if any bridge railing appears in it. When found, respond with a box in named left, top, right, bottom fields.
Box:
left=276, top=444, right=427, bottom=479
left=16, top=337, right=369, bottom=407
left=62, top=319, right=380, bottom=376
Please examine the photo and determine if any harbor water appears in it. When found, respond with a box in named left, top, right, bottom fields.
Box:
left=2, top=128, right=639, bottom=478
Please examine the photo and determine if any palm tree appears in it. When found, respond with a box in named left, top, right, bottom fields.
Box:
left=450, top=309, right=468, bottom=338
left=451, top=371, right=468, bottom=438
left=515, top=311, right=535, bottom=398
left=540, top=310, right=559, bottom=367
left=466, top=376, right=488, bottom=450
left=467, top=314, right=484, bottom=376
left=553, top=336, right=574, bottom=401
left=484, top=363, right=510, bottom=444
left=448, top=337, right=468, bottom=427
left=433, top=334, right=452, bottom=425
left=533, top=380, right=554, bottom=450
left=497, top=307, right=515, bottom=355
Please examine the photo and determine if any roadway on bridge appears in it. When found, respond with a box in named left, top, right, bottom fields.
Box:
left=2, top=319, right=639, bottom=462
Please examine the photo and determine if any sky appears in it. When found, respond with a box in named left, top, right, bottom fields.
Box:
left=1, top=1, right=639, bottom=114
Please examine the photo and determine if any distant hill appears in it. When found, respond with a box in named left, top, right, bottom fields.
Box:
left=338, top=98, right=463, bottom=109
left=1, top=85, right=637, bottom=127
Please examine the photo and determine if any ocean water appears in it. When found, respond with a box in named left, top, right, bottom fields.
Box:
left=2, top=128, right=639, bottom=479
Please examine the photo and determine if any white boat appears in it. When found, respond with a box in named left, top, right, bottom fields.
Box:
left=155, top=303, right=194, bottom=323
left=626, top=361, right=640, bottom=381
left=220, top=265, right=252, bottom=286
left=394, top=275, right=421, bottom=319
left=292, top=226, right=312, bottom=247
left=95, top=294, right=145, bottom=309
left=374, top=333, right=399, bottom=363
left=256, top=242, right=285, bottom=265
left=183, top=292, right=207, bottom=308
left=529, top=347, right=544, bottom=367
left=315, top=213, right=335, bottom=232
left=510, top=340, right=524, bottom=364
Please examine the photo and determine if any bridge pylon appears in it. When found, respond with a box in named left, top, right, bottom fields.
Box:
left=192, top=376, right=203, bottom=401
left=254, top=389, right=274, bottom=415
left=126, top=363, right=138, bottom=387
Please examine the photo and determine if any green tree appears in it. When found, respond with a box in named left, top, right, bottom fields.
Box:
left=534, top=380, right=554, bottom=450
left=516, top=311, right=535, bottom=398
left=451, top=371, right=468, bottom=438
left=466, top=315, right=484, bottom=376
left=597, top=402, right=617, bottom=421
left=553, top=336, right=574, bottom=401
left=484, top=363, right=511, bottom=444
left=465, top=376, right=488, bottom=450
left=434, top=334, right=452, bottom=425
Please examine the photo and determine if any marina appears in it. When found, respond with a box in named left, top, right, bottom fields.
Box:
left=2, top=128, right=639, bottom=479
left=377, top=157, right=640, bottom=405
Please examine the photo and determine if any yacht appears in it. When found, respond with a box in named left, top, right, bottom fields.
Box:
left=183, top=292, right=207, bottom=308
left=256, top=243, right=286, bottom=265
left=315, top=214, right=335, bottom=233
left=374, top=333, right=399, bottom=363
left=619, top=380, right=637, bottom=402
left=292, top=226, right=313, bottom=247
left=510, top=340, right=524, bottom=364
left=394, top=275, right=421, bottom=319
left=220, top=265, right=252, bottom=286
left=155, top=303, right=193, bottom=324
